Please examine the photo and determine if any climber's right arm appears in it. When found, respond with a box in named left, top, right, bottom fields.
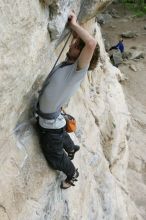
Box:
left=68, top=12, right=97, bottom=70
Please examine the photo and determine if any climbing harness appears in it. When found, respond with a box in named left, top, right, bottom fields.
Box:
left=34, top=2, right=85, bottom=120
left=34, top=62, right=73, bottom=119
left=51, top=0, right=85, bottom=72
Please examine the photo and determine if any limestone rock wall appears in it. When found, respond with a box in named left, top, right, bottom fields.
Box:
left=0, top=0, right=143, bottom=219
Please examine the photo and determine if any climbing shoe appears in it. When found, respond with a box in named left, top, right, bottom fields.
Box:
left=60, top=169, right=79, bottom=189
left=68, top=145, right=80, bottom=160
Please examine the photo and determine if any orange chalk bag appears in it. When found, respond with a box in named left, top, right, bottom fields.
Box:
left=63, top=114, right=77, bottom=133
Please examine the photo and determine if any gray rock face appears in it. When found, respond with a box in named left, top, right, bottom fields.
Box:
left=47, top=0, right=112, bottom=41
left=42, top=0, right=57, bottom=6
left=121, top=31, right=137, bottom=38
left=108, top=8, right=119, bottom=18
left=96, top=13, right=112, bottom=25
left=129, top=64, right=137, bottom=72
left=130, top=51, right=144, bottom=60
left=78, top=0, right=112, bottom=23
left=111, top=49, right=123, bottom=66
left=122, top=51, right=132, bottom=60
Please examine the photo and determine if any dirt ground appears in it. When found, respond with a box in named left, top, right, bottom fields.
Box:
left=102, top=3, right=146, bottom=219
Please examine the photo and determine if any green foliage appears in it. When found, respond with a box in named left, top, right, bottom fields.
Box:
left=143, top=6, right=146, bottom=13
left=119, top=0, right=146, bottom=17
left=134, top=11, right=145, bottom=17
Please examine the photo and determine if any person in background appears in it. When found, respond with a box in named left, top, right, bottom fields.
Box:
left=109, top=38, right=124, bottom=53
left=109, top=38, right=124, bottom=67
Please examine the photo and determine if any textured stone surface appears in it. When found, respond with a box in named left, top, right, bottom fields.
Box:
left=121, top=31, right=137, bottom=38
left=46, top=0, right=112, bottom=41
left=0, top=0, right=143, bottom=219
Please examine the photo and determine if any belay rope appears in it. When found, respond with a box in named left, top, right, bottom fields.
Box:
left=33, top=2, right=85, bottom=119
left=13, top=2, right=86, bottom=137
left=51, top=1, right=84, bottom=73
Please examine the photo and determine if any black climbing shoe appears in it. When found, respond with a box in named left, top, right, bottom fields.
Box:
left=60, top=169, right=79, bottom=189
left=68, top=145, right=80, bottom=160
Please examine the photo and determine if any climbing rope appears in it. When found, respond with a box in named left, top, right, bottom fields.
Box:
left=14, top=2, right=86, bottom=139
left=51, top=1, right=85, bottom=72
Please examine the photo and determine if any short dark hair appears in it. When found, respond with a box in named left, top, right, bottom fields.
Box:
left=77, top=38, right=100, bottom=70
left=78, top=38, right=85, bottom=50
left=88, top=43, right=100, bottom=71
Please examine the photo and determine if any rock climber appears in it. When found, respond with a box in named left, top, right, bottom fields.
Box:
left=36, top=11, right=99, bottom=189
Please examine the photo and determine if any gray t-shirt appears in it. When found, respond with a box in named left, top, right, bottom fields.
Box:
left=39, top=61, right=88, bottom=129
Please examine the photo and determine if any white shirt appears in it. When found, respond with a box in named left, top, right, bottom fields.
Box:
left=39, top=113, right=66, bottom=129
left=39, top=61, right=89, bottom=129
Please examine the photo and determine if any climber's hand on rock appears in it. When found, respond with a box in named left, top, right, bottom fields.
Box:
left=68, top=11, right=77, bottom=27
